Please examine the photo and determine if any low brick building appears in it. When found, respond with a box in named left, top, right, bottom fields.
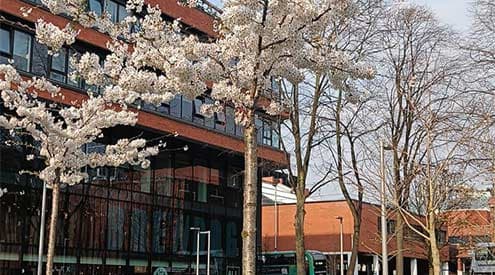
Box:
left=443, top=209, right=492, bottom=275
left=262, top=199, right=450, bottom=275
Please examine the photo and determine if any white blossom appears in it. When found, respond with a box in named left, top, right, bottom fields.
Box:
left=0, top=64, right=158, bottom=186
left=35, top=19, right=79, bottom=55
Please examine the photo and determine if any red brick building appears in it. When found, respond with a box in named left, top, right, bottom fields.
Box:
left=443, top=209, right=492, bottom=275
left=262, top=200, right=450, bottom=275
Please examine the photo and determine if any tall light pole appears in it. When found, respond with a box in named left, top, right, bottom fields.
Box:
left=273, top=182, right=278, bottom=251
left=336, top=216, right=344, bottom=275
left=37, top=183, right=48, bottom=275
left=190, top=227, right=211, bottom=275
left=380, top=140, right=390, bottom=275
left=190, top=227, right=201, bottom=275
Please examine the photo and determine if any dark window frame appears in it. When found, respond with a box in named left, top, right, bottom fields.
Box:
left=0, top=26, right=33, bottom=73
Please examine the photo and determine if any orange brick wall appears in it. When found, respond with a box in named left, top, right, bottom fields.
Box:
left=262, top=201, right=449, bottom=261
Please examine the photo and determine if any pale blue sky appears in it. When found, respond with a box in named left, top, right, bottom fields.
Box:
left=412, top=0, right=471, bottom=30
left=207, top=0, right=472, bottom=30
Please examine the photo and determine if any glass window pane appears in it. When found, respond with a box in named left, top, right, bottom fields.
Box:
left=68, top=50, right=80, bottom=87
left=226, top=106, right=235, bottom=135
left=107, top=203, right=125, bottom=250
left=152, top=209, right=169, bottom=253
left=0, top=28, right=10, bottom=53
left=157, top=103, right=169, bottom=115
left=105, top=0, right=119, bottom=23
left=272, top=121, right=280, bottom=148
left=198, top=183, right=207, bottom=202
left=51, top=48, right=67, bottom=72
left=170, top=95, right=182, bottom=118
left=255, top=116, right=263, bottom=144
left=211, top=219, right=222, bottom=251
left=193, top=158, right=209, bottom=184
left=50, top=72, right=66, bottom=83
left=130, top=208, right=148, bottom=252
left=0, top=56, right=9, bottom=65
left=263, top=120, right=272, bottom=146
left=118, top=4, right=128, bottom=22
left=216, top=111, right=226, bottom=123
left=89, top=0, right=103, bottom=16
left=13, top=31, right=31, bottom=71
left=155, top=152, right=173, bottom=197
left=181, top=97, right=193, bottom=121
left=226, top=221, right=239, bottom=257
left=204, top=98, right=215, bottom=128
left=193, top=98, right=203, bottom=115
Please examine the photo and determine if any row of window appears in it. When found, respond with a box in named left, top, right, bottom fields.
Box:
left=0, top=185, right=241, bottom=263
left=28, top=0, right=128, bottom=23
left=377, top=218, right=446, bottom=243
left=0, top=24, right=282, bottom=148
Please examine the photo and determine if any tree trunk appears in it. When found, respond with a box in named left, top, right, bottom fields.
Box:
left=428, top=221, right=441, bottom=275
left=242, top=109, right=258, bottom=275
left=347, top=219, right=360, bottom=275
left=46, top=183, right=60, bottom=275
left=295, top=179, right=306, bottom=275
left=395, top=213, right=404, bottom=275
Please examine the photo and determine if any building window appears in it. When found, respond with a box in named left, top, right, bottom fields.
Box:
left=204, top=97, right=215, bottom=128
left=181, top=97, right=193, bottom=121
left=0, top=28, right=11, bottom=65
left=226, top=221, right=239, bottom=257
left=193, top=98, right=204, bottom=125
left=13, top=31, right=32, bottom=72
left=89, top=0, right=128, bottom=22
left=255, top=116, right=263, bottom=144
left=263, top=120, right=272, bottom=146
left=49, top=48, right=81, bottom=88
left=107, top=203, right=125, bottom=250
left=193, top=98, right=203, bottom=116
left=131, top=208, right=148, bottom=252
left=272, top=121, right=280, bottom=148
left=377, top=218, right=396, bottom=235
left=215, top=110, right=226, bottom=131
left=0, top=28, right=32, bottom=72
left=226, top=106, right=236, bottom=135
left=170, top=95, right=182, bottom=118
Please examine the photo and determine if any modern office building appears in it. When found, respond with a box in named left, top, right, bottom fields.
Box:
left=0, top=0, right=287, bottom=274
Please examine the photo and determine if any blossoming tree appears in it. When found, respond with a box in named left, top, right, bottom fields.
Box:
left=177, top=0, right=375, bottom=273
left=1, top=0, right=376, bottom=274
left=0, top=64, right=158, bottom=274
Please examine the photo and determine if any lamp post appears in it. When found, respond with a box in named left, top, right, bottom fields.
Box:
left=380, top=140, right=392, bottom=275
left=336, top=216, right=344, bottom=275
left=273, top=182, right=278, bottom=251
left=37, top=183, right=48, bottom=275
left=190, top=227, right=211, bottom=275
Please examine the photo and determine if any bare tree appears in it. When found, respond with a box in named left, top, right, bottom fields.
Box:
left=278, top=73, right=333, bottom=275
left=370, top=3, right=463, bottom=274
left=311, top=1, right=385, bottom=274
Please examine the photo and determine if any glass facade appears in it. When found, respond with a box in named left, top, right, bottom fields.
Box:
left=0, top=24, right=282, bottom=149
left=0, top=132, right=244, bottom=274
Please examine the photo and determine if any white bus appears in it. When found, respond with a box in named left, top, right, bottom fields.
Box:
left=471, top=243, right=495, bottom=274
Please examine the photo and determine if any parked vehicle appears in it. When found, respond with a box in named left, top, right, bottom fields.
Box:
left=260, top=250, right=329, bottom=275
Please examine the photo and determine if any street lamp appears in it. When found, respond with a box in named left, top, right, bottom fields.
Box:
left=380, top=140, right=392, bottom=275
left=37, top=183, right=48, bottom=275
left=273, top=181, right=279, bottom=251
left=190, top=227, right=211, bottom=275
left=336, top=216, right=344, bottom=275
